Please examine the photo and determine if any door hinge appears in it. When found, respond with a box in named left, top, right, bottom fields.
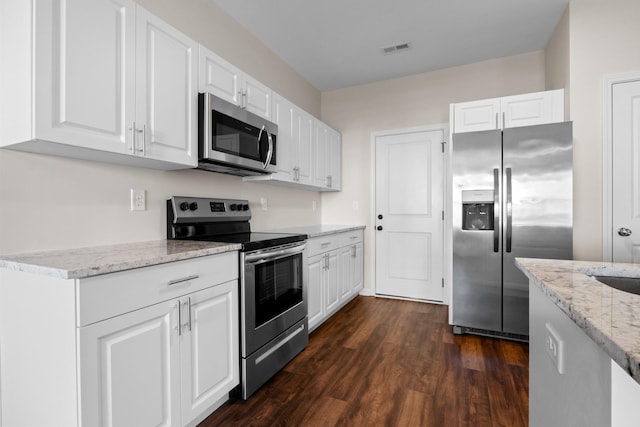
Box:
left=442, top=210, right=444, bottom=220
left=441, top=278, right=445, bottom=288
left=441, top=141, right=446, bottom=153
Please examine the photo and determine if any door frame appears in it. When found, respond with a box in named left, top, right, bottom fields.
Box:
left=369, top=123, right=449, bottom=302
left=602, top=71, right=640, bottom=261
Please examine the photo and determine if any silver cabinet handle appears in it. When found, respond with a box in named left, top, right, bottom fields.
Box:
left=136, top=125, right=146, bottom=155
left=176, top=301, right=182, bottom=336
left=502, top=112, right=506, bottom=129
left=129, top=123, right=136, bottom=153
left=168, top=275, right=199, bottom=286
left=506, top=167, right=513, bottom=253
left=618, top=228, right=633, bottom=237
left=493, top=168, right=500, bottom=252
left=495, top=113, right=499, bottom=129
left=187, top=297, right=192, bottom=332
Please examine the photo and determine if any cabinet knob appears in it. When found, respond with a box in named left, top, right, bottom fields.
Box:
left=377, top=226, right=383, bottom=231
left=378, top=214, right=383, bottom=220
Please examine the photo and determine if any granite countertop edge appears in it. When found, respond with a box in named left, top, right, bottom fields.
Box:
left=516, top=257, right=640, bottom=385
left=0, top=240, right=241, bottom=280
left=272, top=224, right=366, bottom=238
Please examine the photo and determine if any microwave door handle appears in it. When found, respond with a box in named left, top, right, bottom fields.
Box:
left=265, top=126, right=274, bottom=168
left=257, top=125, right=274, bottom=169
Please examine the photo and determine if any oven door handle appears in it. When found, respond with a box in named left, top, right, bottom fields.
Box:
left=245, top=244, right=306, bottom=265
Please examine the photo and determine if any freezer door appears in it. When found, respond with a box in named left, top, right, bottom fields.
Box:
left=452, top=130, right=503, bottom=332
left=502, top=122, right=573, bottom=335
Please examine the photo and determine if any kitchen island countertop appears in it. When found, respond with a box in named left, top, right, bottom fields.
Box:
left=0, top=240, right=241, bottom=279
left=516, top=257, right=640, bottom=386
left=272, top=224, right=365, bottom=238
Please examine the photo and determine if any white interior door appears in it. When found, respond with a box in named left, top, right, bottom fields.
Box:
left=374, top=128, right=444, bottom=301
left=612, top=80, right=640, bottom=262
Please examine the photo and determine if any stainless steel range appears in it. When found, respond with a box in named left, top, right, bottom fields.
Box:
left=167, top=196, right=308, bottom=399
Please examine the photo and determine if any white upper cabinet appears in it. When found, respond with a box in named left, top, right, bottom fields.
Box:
left=199, top=46, right=271, bottom=119
left=243, top=92, right=319, bottom=189
left=314, top=121, right=342, bottom=191
left=0, top=0, right=197, bottom=169
left=135, top=7, right=198, bottom=166
left=452, top=89, right=565, bottom=133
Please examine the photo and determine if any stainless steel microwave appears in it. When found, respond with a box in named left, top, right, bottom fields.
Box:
left=198, top=93, right=277, bottom=176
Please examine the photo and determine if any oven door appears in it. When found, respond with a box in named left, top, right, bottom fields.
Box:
left=199, top=93, right=276, bottom=173
left=240, top=242, right=307, bottom=357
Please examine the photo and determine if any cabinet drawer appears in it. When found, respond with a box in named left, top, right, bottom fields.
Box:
left=307, top=236, right=338, bottom=257
left=77, top=252, right=238, bottom=326
left=337, top=230, right=363, bottom=247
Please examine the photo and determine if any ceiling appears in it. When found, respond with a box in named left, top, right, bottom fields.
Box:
left=212, top=0, right=569, bottom=92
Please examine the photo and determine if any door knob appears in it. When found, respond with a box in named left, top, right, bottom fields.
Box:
left=618, top=227, right=633, bottom=237
left=377, top=226, right=383, bottom=231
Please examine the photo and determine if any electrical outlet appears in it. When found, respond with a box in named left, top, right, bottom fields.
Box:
left=131, top=189, right=146, bottom=211
left=312, top=200, right=317, bottom=211
left=352, top=200, right=360, bottom=211
left=545, top=322, right=564, bottom=374
left=260, top=197, right=268, bottom=211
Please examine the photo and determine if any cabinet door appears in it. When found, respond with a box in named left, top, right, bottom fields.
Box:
left=325, top=252, right=340, bottom=315
left=244, top=74, right=271, bottom=119
left=352, top=243, right=363, bottom=294
left=136, top=7, right=197, bottom=167
left=326, top=127, right=342, bottom=190
left=35, top=0, right=136, bottom=153
left=271, top=93, right=295, bottom=180
left=339, top=245, right=353, bottom=301
left=314, top=121, right=328, bottom=187
left=453, top=97, right=501, bottom=133
left=307, top=254, right=325, bottom=331
left=198, top=46, right=242, bottom=106
left=180, top=281, right=239, bottom=425
left=79, top=300, right=180, bottom=427
left=501, top=89, right=564, bottom=129
left=296, top=108, right=315, bottom=185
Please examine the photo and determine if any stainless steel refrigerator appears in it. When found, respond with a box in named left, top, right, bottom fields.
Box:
left=452, top=122, right=572, bottom=338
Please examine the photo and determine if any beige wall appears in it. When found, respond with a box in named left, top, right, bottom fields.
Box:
left=568, top=0, right=640, bottom=261
left=0, top=0, right=322, bottom=255
left=545, top=5, right=570, bottom=120
left=321, top=51, right=546, bottom=291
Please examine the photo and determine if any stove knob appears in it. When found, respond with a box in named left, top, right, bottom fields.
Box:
left=242, top=204, right=249, bottom=211
left=179, top=202, right=189, bottom=211
left=189, top=202, right=198, bottom=211
left=229, top=204, right=237, bottom=211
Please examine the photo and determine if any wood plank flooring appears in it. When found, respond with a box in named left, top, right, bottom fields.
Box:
left=199, top=296, right=529, bottom=427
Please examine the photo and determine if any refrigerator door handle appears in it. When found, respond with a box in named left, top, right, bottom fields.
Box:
left=506, top=167, right=513, bottom=253
left=493, top=168, right=500, bottom=252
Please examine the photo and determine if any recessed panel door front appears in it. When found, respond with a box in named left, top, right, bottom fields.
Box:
left=375, top=129, right=444, bottom=301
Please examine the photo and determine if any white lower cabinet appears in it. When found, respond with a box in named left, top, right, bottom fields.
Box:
left=0, top=252, right=239, bottom=427
left=307, top=229, right=364, bottom=331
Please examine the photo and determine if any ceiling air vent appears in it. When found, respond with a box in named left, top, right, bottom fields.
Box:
left=381, top=42, right=411, bottom=55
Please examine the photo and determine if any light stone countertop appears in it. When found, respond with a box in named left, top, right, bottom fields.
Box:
left=0, top=240, right=241, bottom=279
left=516, top=257, right=640, bottom=385
left=271, top=224, right=365, bottom=239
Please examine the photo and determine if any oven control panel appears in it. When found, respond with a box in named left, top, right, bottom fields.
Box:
left=168, top=196, right=251, bottom=223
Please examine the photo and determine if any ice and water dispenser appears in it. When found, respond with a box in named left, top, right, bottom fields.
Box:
left=461, top=190, right=494, bottom=230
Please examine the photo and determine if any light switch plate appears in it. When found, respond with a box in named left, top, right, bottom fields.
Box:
left=545, top=322, right=564, bottom=374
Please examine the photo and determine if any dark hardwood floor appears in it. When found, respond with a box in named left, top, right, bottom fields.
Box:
left=200, top=296, right=528, bottom=427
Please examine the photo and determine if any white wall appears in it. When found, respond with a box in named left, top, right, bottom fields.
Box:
left=321, top=52, right=546, bottom=292
left=568, top=0, right=640, bottom=261
left=0, top=0, right=322, bottom=256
